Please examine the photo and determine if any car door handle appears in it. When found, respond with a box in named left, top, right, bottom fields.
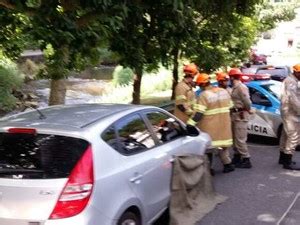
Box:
left=130, top=173, right=143, bottom=183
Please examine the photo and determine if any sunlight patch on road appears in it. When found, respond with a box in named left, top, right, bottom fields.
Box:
left=257, top=214, right=277, bottom=223
left=280, top=171, right=300, bottom=177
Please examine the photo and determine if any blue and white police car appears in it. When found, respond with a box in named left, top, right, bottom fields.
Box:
left=195, top=79, right=283, bottom=140
left=247, top=80, right=282, bottom=139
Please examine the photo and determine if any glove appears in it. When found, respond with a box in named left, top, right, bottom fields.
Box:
left=186, top=124, right=199, bottom=136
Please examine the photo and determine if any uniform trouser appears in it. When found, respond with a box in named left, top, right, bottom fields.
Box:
left=218, top=147, right=231, bottom=165
left=208, top=147, right=231, bottom=165
left=279, top=117, right=299, bottom=155
left=232, top=120, right=250, bottom=158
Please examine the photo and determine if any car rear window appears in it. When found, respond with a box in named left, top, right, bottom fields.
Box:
left=0, top=133, right=89, bottom=179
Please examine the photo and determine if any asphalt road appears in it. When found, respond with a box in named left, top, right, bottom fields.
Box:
left=155, top=136, right=300, bottom=225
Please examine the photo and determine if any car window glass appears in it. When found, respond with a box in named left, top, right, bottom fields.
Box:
left=261, top=83, right=282, bottom=99
left=0, top=133, right=89, bottom=179
left=102, top=126, right=119, bottom=150
left=146, top=111, right=185, bottom=143
left=115, top=114, right=155, bottom=154
left=249, top=88, right=271, bottom=105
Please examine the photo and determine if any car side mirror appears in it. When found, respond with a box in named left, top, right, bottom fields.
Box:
left=185, top=124, right=200, bottom=136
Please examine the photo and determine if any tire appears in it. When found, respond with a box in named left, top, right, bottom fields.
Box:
left=117, top=211, right=141, bottom=225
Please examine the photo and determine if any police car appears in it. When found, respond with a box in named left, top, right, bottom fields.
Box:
left=195, top=79, right=283, bottom=140
left=247, top=80, right=282, bottom=139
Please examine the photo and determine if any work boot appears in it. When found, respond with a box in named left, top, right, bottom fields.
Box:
left=278, top=151, right=284, bottom=164
left=235, top=158, right=252, bottom=169
left=210, top=168, right=215, bottom=176
left=231, top=154, right=241, bottom=165
left=279, top=151, right=296, bottom=165
left=282, top=153, right=300, bottom=170
left=223, top=163, right=235, bottom=173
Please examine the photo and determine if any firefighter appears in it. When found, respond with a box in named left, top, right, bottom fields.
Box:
left=216, top=71, right=231, bottom=94
left=187, top=73, right=234, bottom=173
left=174, top=63, right=198, bottom=123
left=278, top=64, right=300, bottom=170
left=229, top=68, right=253, bottom=168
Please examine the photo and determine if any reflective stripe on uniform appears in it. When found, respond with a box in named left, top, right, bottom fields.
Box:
left=176, top=95, right=187, bottom=101
left=187, top=118, right=197, bottom=126
left=193, top=104, right=206, bottom=112
left=212, top=139, right=233, bottom=147
left=203, top=107, right=230, bottom=116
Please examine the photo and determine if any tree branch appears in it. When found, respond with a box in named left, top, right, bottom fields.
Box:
left=0, top=0, right=16, bottom=10
left=76, top=11, right=104, bottom=28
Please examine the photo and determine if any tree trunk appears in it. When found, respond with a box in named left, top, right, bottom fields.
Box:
left=49, top=79, right=66, bottom=105
left=171, top=47, right=179, bottom=100
left=131, top=67, right=143, bottom=105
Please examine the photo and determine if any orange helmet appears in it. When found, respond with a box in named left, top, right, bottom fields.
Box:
left=183, top=63, right=199, bottom=77
left=228, top=68, right=242, bottom=76
left=216, top=72, right=229, bottom=82
left=196, top=73, right=210, bottom=85
left=293, top=64, right=300, bottom=72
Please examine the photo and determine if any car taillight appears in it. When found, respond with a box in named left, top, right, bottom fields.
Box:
left=8, top=128, right=37, bottom=134
left=49, top=145, right=94, bottom=219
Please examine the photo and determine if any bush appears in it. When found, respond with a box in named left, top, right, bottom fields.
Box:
left=0, top=57, right=24, bottom=111
left=112, top=66, right=134, bottom=86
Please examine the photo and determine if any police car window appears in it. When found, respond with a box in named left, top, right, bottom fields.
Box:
left=249, top=88, right=270, bottom=105
left=146, top=111, right=185, bottom=143
left=115, top=114, right=155, bottom=155
left=261, top=83, right=282, bottom=99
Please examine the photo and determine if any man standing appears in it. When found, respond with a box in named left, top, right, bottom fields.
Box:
left=279, top=64, right=300, bottom=170
left=216, top=71, right=231, bottom=94
left=187, top=73, right=234, bottom=173
left=229, top=68, right=252, bottom=168
left=174, top=63, right=198, bottom=123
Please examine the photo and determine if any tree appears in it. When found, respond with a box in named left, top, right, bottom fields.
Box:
left=0, top=0, right=127, bottom=105
left=257, top=0, right=296, bottom=32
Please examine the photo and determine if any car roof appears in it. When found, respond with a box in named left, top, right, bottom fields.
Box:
left=0, top=104, right=151, bottom=130
left=247, top=79, right=281, bottom=86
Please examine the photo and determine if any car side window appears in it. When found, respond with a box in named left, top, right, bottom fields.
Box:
left=146, top=111, right=185, bottom=143
left=115, top=114, right=156, bottom=154
left=249, top=87, right=271, bottom=105
left=102, top=126, right=119, bottom=150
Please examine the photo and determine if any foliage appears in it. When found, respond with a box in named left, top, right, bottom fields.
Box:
left=0, top=55, right=24, bottom=111
left=256, top=1, right=296, bottom=32
left=96, top=67, right=172, bottom=104
left=112, top=66, right=134, bottom=86
left=0, top=11, right=31, bottom=59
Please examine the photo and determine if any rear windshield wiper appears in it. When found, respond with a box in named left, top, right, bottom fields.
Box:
left=0, top=169, right=44, bottom=175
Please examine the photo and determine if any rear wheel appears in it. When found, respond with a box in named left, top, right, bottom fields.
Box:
left=118, top=211, right=141, bottom=225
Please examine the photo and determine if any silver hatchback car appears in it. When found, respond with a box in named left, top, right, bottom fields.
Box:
left=0, top=104, right=211, bottom=225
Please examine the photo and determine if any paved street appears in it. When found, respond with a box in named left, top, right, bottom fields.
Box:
left=196, top=137, right=300, bottom=225
left=155, top=137, right=300, bottom=225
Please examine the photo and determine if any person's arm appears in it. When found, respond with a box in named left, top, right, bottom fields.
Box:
left=238, top=85, right=252, bottom=111
left=187, top=94, right=207, bottom=126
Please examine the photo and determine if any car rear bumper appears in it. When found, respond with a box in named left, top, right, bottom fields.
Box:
left=0, top=206, right=116, bottom=225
